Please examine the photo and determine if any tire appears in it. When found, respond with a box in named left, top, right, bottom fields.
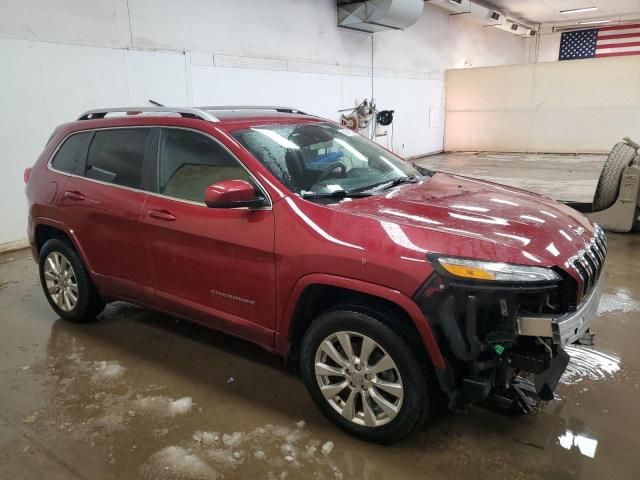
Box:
left=39, top=238, right=105, bottom=322
left=593, top=141, right=637, bottom=211
left=300, top=309, right=433, bottom=444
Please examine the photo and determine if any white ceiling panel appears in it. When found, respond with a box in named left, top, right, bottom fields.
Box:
left=480, top=0, right=640, bottom=25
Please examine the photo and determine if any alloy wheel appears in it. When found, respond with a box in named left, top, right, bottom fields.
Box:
left=44, top=251, right=78, bottom=312
left=314, top=331, right=404, bottom=427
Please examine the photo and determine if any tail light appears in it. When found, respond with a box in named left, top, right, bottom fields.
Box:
left=24, top=167, right=32, bottom=184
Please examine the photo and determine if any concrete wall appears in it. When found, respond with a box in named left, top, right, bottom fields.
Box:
left=445, top=55, right=640, bottom=153
left=0, top=0, right=526, bottom=246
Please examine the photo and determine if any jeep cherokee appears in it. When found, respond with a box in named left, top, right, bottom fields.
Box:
left=24, top=106, right=606, bottom=443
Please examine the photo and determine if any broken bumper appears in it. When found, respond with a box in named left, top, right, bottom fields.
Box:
left=517, top=277, right=602, bottom=347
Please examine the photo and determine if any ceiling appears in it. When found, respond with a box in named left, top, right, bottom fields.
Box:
left=480, top=0, right=640, bottom=25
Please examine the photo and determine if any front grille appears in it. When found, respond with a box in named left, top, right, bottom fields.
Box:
left=568, top=225, right=607, bottom=302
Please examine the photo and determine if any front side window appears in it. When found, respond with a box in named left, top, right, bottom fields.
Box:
left=232, top=122, right=419, bottom=195
left=51, top=132, right=93, bottom=174
left=85, top=129, right=150, bottom=188
left=158, top=128, right=251, bottom=203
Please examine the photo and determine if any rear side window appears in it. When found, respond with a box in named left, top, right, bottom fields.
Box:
left=158, top=128, right=251, bottom=202
left=85, top=129, right=150, bottom=188
left=51, top=132, right=92, bottom=174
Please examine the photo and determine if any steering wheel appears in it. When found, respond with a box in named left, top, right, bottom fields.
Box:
left=316, top=161, right=347, bottom=183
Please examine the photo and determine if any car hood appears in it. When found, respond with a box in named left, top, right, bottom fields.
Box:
left=329, top=172, right=595, bottom=268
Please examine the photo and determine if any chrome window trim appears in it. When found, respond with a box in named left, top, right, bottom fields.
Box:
left=47, top=125, right=273, bottom=211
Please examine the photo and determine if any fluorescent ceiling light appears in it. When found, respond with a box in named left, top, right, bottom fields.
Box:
left=560, top=7, right=598, bottom=15
left=578, top=19, right=611, bottom=24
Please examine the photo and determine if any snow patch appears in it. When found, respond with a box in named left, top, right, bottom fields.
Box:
left=133, top=395, right=193, bottom=417
left=169, top=397, right=193, bottom=416
left=91, top=361, right=126, bottom=382
left=321, top=441, right=334, bottom=456
left=142, top=446, right=218, bottom=479
left=222, top=432, right=243, bottom=447
left=145, top=423, right=341, bottom=479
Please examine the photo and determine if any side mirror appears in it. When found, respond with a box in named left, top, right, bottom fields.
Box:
left=204, top=180, right=266, bottom=209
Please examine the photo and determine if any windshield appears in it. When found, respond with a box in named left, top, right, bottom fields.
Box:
left=232, top=122, right=420, bottom=195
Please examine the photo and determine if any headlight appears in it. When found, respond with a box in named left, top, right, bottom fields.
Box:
left=436, top=256, right=561, bottom=282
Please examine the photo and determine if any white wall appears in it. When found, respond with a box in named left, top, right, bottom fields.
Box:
left=445, top=55, right=640, bottom=153
left=537, top=33, right=562, bottom=63
left=0, top=0, right=526, bottom=246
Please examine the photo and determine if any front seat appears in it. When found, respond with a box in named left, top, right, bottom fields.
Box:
left=285, top=150, right=306, bottom=191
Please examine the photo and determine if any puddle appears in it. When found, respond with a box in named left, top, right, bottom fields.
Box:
left=598, top=292, right=640, bottom=315
left=561, top=346, right=621, bottom=385
left=31, top=330, right=342, bottom=479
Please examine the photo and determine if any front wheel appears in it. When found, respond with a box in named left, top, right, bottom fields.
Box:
left=300, top=309, right=433, bottom=443
left=39, top=238, right=105, bottom=322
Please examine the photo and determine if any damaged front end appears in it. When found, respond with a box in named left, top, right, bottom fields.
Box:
left=415, top=229, right=607, bottom=412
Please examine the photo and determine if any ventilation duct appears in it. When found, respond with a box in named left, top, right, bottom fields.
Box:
left=426, top=0, right=505, bottom=27
left=428, top=0, right=535, bottom=34
left=493, top=19, right=535, bottom=35
left=338, top=0, right=424, bottom=32
left=425, top=0, right=472, bottom=15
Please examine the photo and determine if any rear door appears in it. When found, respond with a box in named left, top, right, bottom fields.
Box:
left=55, top=127, right=155, bottom=301
left=141, top=127, right=276, bottom=345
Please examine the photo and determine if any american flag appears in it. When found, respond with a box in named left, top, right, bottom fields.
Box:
left=559, top=23, right=640, bottom=61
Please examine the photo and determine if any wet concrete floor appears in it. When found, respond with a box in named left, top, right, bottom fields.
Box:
left=416, top=152, right=607, bottom=203
left=1, top=154, right=639, bottom=480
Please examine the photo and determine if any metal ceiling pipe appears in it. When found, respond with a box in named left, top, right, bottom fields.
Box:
left=338, top=0, right=424, bottom=33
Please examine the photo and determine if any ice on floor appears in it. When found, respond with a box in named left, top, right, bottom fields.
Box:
left=193, top=431, right=219, bottom=445
left=222, top=432, right=243, bottom=447
left=295, top=420, right=306, bottom=429
left=141, top=446, right=218, bottom=480
left=321, top=441, right=334, bottom=456
left=133, top=395, right=193, bottom=417
left=91, top=360, right=126, bottom=382
left=145, top=423, right=342, bottom=479
left=169, top=397, right=193, bottom=415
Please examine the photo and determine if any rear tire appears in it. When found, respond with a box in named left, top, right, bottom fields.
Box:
left=593, top=141, right=637, bottom=211
left=300, top=309, right=432, bottom=444
left=39, top=238, right=105, bottom=323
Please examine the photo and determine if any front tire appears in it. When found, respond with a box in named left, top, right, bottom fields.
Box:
left=39, top=238, right=105, bottom=323
left=300, top=309, right=432, bottom=444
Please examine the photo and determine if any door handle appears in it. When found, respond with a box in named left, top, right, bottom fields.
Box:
left=64, top=191, right=85, bottom=201
left=148, top=209, right=176, bottom=221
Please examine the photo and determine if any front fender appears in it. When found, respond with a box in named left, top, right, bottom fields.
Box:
left=276, top=273, right=446, bottom=369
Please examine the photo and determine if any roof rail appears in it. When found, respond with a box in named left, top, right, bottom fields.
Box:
left=77, top=107, right=219, bottom=122
left=198, top=105, right=309, bottom=115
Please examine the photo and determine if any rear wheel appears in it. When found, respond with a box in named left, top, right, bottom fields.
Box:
left=300, top=309, right=432, bottom=443
left=39, top=238, right=105, bottom=322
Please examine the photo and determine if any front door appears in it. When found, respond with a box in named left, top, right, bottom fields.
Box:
left=141, top=127, right=276, bottom=345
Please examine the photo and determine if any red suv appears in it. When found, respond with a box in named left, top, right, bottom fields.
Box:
left=25, top=106, right=606, bottom=443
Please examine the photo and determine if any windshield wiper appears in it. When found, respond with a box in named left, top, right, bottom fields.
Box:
left=372, top=175, right=421, bottom=192
left=300, top=189, right=372, bottom=199
left=412, top=163, right=436, bottom=177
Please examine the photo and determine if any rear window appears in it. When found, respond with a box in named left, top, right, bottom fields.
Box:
left=85, top=129, right=150, bottom=189
left=51, top=132, right=92, bottom=174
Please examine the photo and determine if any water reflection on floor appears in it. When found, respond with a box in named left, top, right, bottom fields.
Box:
left=1, top=234, right=639, bottom=479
